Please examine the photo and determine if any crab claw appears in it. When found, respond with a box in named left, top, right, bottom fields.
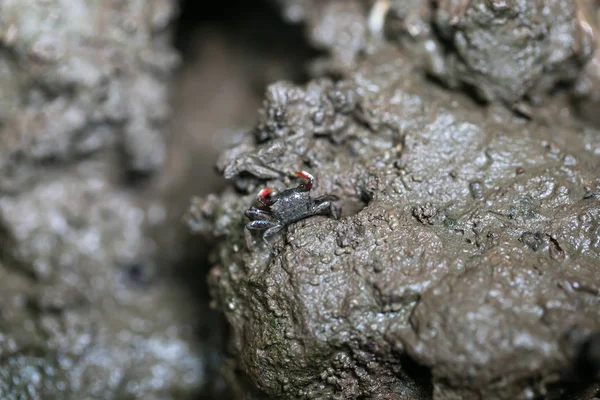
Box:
left=294, top=171, right=314, bottom=191
left=257, top=187, right=274, bottom=206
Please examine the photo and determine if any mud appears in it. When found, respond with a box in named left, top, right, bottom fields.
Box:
left=0, top=0, right=231, bottom=398
left=0, top=0, right=180, bottom=184
left=275, top=0, right=599, bottom=114
left=0, top=162, right=207, bottom=399
left=573, top=3, right=600, bottom=127
left=0, top=0, right=216, bottom=398
left=190, top=37, right=600, bottom=400
left=0, top=0, right=599, bottom=398
left=0, top=0, right=322, bottom=398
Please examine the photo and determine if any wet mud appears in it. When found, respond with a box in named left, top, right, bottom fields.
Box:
left=0, top=0, right=599, bottom=399
left=0, top=0, right=320, bottom=398
left=190, top=1, right=600, bottom=399
left=0, top=1, right=214, bottom=398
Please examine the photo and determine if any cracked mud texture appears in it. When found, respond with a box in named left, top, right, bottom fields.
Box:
left=0, top=0, right=179, bottom=189
left=190, top=44, right=600, bottom=399
left=275, top=0, right=599, bottom=112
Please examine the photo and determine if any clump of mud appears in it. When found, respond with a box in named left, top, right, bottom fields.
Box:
left=0, top=0, right=210, bottom=398
left=1, top=0, right=599, bottom=398
left=276, top=0, right=600, bottom=117
left=190, top=1, right=600, bottom=399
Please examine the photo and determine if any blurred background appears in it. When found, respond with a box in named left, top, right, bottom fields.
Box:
left=0, top=0, right=319, bottom=398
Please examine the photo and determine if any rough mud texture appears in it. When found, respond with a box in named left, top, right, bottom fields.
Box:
left=275, top=0, right=599, bottom=112
left=0, top=0, right=213, bottom=398
left=0, top=0, right=179, bottom=189
left=429, top=0, right=595, bottom=106
left=190, top=44, right=600, bottom=399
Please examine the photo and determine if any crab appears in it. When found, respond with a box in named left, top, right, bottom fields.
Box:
left=245, top=171, right=341, bottom=248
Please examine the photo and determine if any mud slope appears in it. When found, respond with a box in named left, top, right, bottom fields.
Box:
left=190, top=41, right=600, bottom=400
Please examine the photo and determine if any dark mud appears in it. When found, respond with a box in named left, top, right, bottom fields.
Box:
left=0, top=0, right=321, bottom=398
left=190, top=11, right=600, bottom=399
left=0, top=0, right=599, bottom=399
left=276, top=0, right=600, bottom=115
left=0, top=1, right=213, bottom=398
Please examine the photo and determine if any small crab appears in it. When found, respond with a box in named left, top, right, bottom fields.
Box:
left=245, top=171, right=341, bottom=248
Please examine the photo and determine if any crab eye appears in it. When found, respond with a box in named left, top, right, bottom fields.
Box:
left=294, top=171, right=314, bottom=190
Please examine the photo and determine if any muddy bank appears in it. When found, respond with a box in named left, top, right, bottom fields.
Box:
left=0, top=0, right=599, bottom=398
left=190, top=29, right=600, bottom=400
left=0, top=0, right=210, bottom=398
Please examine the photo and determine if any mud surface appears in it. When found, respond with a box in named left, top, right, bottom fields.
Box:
left=0, top=0, right=179, bottom=184
left=276, top=0, right=599, bottom=114
left=0, top=162, right=208, bottom=399
left=190, top=3, right=600, bottom=397
left=1, top=0, right=599, bottom=399
left=0, top=0, right=321, bottom=398
left=0, top=0, right=214, bottom=398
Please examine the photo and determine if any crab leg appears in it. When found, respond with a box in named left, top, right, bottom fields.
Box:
left=263, top=224, right=284, bottom=243
left=246, top=220, right=276, bottom=231
left=311, top=201, right=341, bottom=220
left=314, top=194, right=339, bottom=203
left=245, top=208, right=273, bottom=221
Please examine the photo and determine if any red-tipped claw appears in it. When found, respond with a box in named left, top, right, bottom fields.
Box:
left=257, top=188, right=274, bottom=206
left=295, top=171, right=314, bottom=191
